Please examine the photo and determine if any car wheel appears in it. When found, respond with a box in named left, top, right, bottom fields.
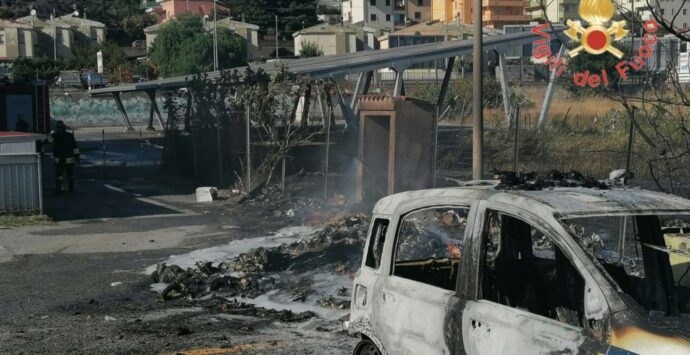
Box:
left=353, top=339, right=381, bottom=355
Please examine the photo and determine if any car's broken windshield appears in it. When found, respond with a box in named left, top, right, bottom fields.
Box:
left=561, top=215, right=690, bottom=316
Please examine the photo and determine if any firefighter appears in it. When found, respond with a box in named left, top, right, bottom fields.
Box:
left=46, top=121, right=80, bottom=194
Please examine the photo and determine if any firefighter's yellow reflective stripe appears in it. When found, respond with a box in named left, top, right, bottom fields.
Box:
left=73, top=148, right=80, bottom=154
left=54, top=157, right=74, bottom=164
left=46, top=135, right=54, bottom=143
left=57, top=176, right=63, bottom=180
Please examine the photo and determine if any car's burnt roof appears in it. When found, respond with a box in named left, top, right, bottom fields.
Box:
left=374, top=185, right=690, bottom=218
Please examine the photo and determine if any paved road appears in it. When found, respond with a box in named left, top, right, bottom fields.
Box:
left=0, top=126, right=350, bottom=354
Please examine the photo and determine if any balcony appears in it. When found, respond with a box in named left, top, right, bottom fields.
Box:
left=483, top=0, right=529, bottom=7
left=140, top=0, right=163, bottom=9
left=394, top=0, right=405, bottom=10
left=483, top=11, right=531, bottom=22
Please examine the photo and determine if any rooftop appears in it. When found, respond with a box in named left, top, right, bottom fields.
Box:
left=374, top=186, right=690, bottom=218
left=56, top=14, right=106, bottom=28
left=0, top=19, right=34, bottom=29
left=293, top=23, right=357, bottom=37
left=383, top=21, right=502, bottom=38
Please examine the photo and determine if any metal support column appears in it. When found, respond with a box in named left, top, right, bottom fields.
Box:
left=436, top=57, right=456, bottom=108
left=433, top=57, right=456, bottom=187
left=317, top=85, right=328, bottom=127
left=537, top=45, right=566, bottom=128
left=184, top=91, right=193, bottom=132
left=113, top=92, right=134, bottom=132
left=497, top=52, right=512, bottom=126
left=353, top=71, right=372, bottom=117
left=333, top=79, right=355, bottom=127
left=145, top=90, right=165, bottom=130
left=393, top=68, right=406, bottom=97
left=350, top=72, right=366, bottom=109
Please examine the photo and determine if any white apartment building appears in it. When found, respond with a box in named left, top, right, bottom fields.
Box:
left=619, top=0, right=690, bottom=30
left=342, top=0, right=405, bottom=29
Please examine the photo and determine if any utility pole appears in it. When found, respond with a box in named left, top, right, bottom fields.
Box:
left=275, top=14, right=279, bottom=60
left=52, top=8, right=57, bottom=61
left=472, top=0, right=483, bottom=180
left=213, top=0, right=219, bottom=71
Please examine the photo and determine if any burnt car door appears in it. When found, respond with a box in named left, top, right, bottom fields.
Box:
left=377, top=205, right=473, bottom=354
left=462, top=202, right=610, bottom=355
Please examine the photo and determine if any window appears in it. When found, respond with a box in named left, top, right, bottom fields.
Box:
left=684, top=8, right=687, bottom=15
left=418, top=0, right=424, bottom=5
left=386, top=14, right=391, bottom=21
left=661, top=9, right=665, bottom=15
left=370, top=14, right=377, bottom=21
left=393, top=207, right=469, bottom=290
left=365, top=219, right=390, bottom=269
left=386, top=0, right=390, bottom=5
left=56, top=30, right=62, bottom=43
left=90, top=28, right=98, bottom=41
left=562, top=215, right=690, bottom=315
left=480, top=211, right=586, bottom=327
left=0, top=33, right=4, bottom=44
left=370, top=0, right=376, bottom=5
left=18, top=31, right=25, bottom=45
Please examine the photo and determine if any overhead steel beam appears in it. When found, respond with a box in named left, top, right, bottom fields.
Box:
left=113, top=92, right=134, bottom=132
left=88, top=27, right=566, bottom=97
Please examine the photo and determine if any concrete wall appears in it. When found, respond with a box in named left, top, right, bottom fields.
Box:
left=50, top=92, right=171, bottom=127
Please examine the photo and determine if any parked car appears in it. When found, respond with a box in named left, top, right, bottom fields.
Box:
left=345, top=182, right=690, bottom=354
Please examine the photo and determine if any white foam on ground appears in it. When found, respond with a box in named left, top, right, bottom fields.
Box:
left=144, top=225, right=318, bottom=274
left=235, top=270, right=352, bottom=321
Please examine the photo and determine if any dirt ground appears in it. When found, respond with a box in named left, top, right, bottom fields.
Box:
left=0, top=127, right=362, bottom=355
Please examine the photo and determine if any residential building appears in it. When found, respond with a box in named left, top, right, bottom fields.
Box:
left=430, top=0, right=530, bottom=28
left=408, top=0, right=433, bottom=23
left=619, top=0, right=690, bottom=30
left=145, top=18, right=260, bottom=60
left=432, top=0, right=455, bottom=22
left=16, top=16, right=74, bottom=60
left=142, top=0, right=228, bottom=24
left=0, top=20, right=37, bottom=60
left=525, top=0, right=577, bottom=23
left=215, top=18, right=260, bottom=60
left=379, top=20, right=500, bottom=49
left=293, top=24, right=358, bottom=56
left=342, top=0, right=408, bottom=29
left=57, top=14, right=106, bottom=47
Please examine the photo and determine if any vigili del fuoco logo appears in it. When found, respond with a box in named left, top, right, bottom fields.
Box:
left=531, top=0, right=660, bottom=88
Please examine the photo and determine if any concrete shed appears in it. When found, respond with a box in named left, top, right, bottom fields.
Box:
left=293, top=24, right=358, bottom=56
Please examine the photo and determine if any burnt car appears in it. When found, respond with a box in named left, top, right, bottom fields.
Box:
left=345, top=185, right=690, bottom=354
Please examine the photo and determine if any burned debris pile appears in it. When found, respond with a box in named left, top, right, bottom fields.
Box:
left=493, top=170, right=609, bottom=190
left=150, top=214, right=370, bottom=319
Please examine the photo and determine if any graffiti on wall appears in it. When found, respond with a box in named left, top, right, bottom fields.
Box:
left=50, top=92, right=170, bottom=127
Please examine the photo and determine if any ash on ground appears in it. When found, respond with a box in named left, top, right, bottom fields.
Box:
left=150, top=213, right=370, bottom=324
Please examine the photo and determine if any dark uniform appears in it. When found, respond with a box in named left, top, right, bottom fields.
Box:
left=46, top=122, right=80, bottom=193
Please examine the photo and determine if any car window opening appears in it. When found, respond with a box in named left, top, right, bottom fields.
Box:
left=393, top=207, right=469, bottom=291
left=365, top=218, right=390, bottom=269
left=481, top=211, right=586, bottom=328
left=563, top=215, right=690, bottom=316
